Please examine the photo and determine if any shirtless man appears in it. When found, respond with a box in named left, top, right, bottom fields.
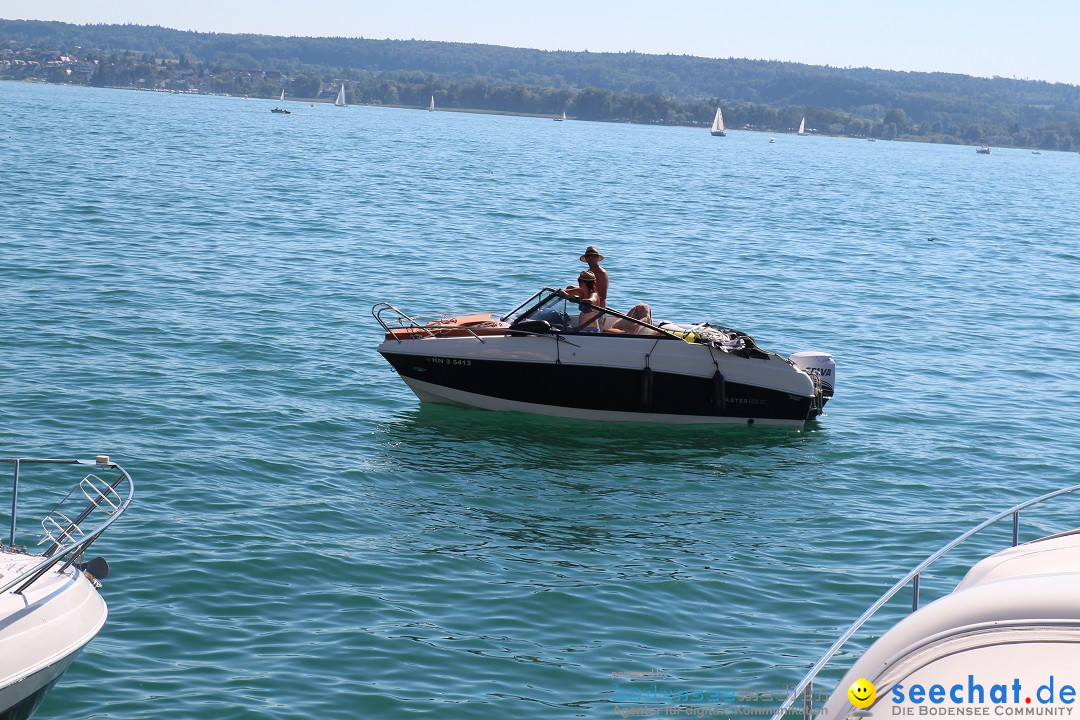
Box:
left=579, top=246, right=608, bottom=307
left=566, top=245, right=652, bottom=332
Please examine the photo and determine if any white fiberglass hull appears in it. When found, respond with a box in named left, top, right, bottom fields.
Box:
left=0, top=552, right=108, bottom=719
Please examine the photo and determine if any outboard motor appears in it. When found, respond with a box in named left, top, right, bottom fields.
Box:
left=790, top=351, right=836, bottom=401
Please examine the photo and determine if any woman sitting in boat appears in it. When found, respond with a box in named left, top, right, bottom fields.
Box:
left=557, top=270, right=602, bottom=331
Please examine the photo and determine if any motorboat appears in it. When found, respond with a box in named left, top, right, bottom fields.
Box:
left=373, top=288, right=835, bottom=428
left=976, top=145, right=991, bottom=154
left=0, top=456, right=134, bottom=720
left=270, top=107, right=291, bottom=114
left=770, top=483, right=1080, bottom=720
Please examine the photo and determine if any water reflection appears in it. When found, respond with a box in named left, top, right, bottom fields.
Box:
left=374, top=403, right=824, bottom=474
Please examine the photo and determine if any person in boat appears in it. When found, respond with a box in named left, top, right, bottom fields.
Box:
left=576, top=245, right=653, bottom=332
left=558, top=270, right=602, bottom=331
left=613, top=303, right=653, bottom=331
left=579, top=245, right=608, bottom=306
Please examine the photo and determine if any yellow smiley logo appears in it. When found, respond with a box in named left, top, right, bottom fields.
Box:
left=848, top=678, right=877, bottom=708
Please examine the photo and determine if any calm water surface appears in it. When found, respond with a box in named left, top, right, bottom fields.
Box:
left=2, top=81, right=1079, bottom=719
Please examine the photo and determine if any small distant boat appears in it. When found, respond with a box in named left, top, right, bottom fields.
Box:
left=867, top=138, right=876, bottom=142
left=1031, top=150, right=1041, bottom=155
left=710, top=107, right=725, bottom=137
left=335, top=84, right=346, bottom=107
left=976, top=146, right=991, bottom=154
left=271, top=87, right=290, bottom=113
left=769, top=138, right=776, bottom=143
left=554, top=111, right=566, bottom=121
left=429, top=95, right=435, bottom=112
left=797, top=116, right=807, bottom=135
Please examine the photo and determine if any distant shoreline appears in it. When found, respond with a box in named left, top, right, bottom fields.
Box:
left=9, top=79, right=1072, bottom=151
left=3, top=19, right=1077, bottom=152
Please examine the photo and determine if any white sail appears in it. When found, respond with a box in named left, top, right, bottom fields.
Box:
left=798, top=117, right=806, bottom=135
left=280, top=88, right=285, bottom=102
left=429, top=95, right=435, bottom=111
left=335, top=84, right=346, bottom=107
left=562, top=111, right=567, bottom=121
left=710, top=107, right=725, bottom=135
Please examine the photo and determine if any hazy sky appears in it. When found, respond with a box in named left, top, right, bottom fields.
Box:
left=6, top=0, right=1080, bottom=85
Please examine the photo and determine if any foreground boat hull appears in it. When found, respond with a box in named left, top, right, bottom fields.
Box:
left=1, top=556, right=108, bottom=720
left=0, top=653, right=82, bottom=720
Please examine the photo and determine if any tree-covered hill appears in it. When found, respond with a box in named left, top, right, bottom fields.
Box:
left=3, top=18, right=1079, bottom=149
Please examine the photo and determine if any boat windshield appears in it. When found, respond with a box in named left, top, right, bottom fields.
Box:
left=503, top=288, right=669, bottom=336
left=503, top=289, right=581, bottom=329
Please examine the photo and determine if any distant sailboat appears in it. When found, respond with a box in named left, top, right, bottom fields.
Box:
left=335, top=84, right=346, bottom=107
left=554, top=110, right=566, bottom=121
left=280, top=88, right=285, bottom=102
left=429, top=95, right=435, bottom=112
left=798, top=117, right=807, bottom=135
left=710, top=107, right=726, bottom=137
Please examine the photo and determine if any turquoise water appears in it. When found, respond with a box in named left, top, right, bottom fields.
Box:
left=2, top=80, right=1079, bottom=719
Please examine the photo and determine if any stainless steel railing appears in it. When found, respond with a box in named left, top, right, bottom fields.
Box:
left=371, top=302, right=496, bottom=344
left=1, top=456, right=134, bottom=595
left=771, top=482, right=1080, bottom=720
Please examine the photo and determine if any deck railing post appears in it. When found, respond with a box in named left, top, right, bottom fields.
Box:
left=1013, top=511, right=1019, bottom=546
left=912, top=573, right=920, bottom=612
left=803, top=679, right=813, bottom=720
left=8, top=459, right=18, bottom=546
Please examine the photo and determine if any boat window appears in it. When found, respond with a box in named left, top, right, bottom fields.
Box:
left=504, top=288, right=666, bottom=335
left=506, top=291, right=576, bottom=329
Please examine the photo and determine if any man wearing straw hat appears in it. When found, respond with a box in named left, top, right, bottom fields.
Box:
left=573, top=245, right=653, bottom=332
left=579, top=245, right=608, bottom=307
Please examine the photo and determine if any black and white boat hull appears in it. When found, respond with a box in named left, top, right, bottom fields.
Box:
left=399, top=374, right=807, bottom=427
left=380, top=334, right=821, bottom=428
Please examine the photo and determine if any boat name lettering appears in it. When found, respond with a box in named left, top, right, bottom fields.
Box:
left=727, top=398, right=766, bottom=406
left=426, top=357, right=472, bottom=366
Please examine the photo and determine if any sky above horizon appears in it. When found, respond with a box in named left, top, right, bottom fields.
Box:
left=6, top=0, right=1080, bottom=86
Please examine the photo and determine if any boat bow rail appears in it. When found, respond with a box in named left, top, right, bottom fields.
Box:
left=771, top=482, right=1080, bottom=720
left=372, top=302, right=503, bottom=344
left=1, top=456, right=134, bottom=595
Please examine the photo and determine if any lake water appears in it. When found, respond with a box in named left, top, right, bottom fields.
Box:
left=2, top=81, right=1079, bottom=719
